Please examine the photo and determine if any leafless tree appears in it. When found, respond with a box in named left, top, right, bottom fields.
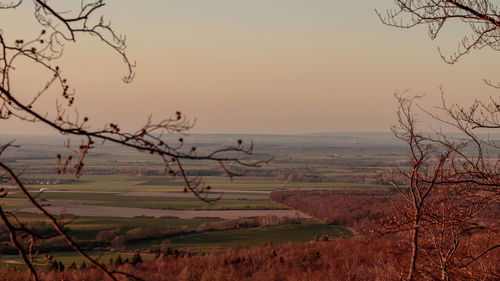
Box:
left=377, top=0, right=500, bottom=67
left=0, top=1, right=267, bottom=280
left=376, top=1, right=500, bottom=279
left=380, top=94, right=500, bottom=280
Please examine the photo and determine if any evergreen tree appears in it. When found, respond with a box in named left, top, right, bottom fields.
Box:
left=58, top=261, right=65, bottom=271
left=131, top=252, right=143, bottom=265
left=115, top=255, right=124, bottom=266
left=80, top=261, right=87, bottom=270
left=68, top=261, right=77, bottom=270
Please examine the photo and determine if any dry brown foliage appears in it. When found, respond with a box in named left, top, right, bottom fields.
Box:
left=0, top=239, right=403, bottom=281
left=271, top=189, right=398, bottom=232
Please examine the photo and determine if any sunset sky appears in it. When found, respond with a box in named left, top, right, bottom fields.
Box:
left=2, top=0, right=499, bottom=135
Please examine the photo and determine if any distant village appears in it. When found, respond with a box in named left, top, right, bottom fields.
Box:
left=21, top=178, right=77, bottom=185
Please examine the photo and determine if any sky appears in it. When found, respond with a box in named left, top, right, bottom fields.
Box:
left=2, top=0, right=499, bottom=135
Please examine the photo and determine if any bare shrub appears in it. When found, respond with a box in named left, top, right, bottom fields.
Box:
left=124, top=227, right=167, bottom=242
left=95, top=228, right=121, bottom=243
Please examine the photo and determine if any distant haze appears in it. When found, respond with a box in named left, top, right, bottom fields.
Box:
left=2, top=1, right=499, bottom=135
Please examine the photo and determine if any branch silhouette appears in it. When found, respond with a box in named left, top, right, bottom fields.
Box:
left=0, top=1, right=269, bottom=280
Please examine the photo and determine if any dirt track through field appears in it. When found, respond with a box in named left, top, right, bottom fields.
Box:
left=16, top=205, right=310, bottom=219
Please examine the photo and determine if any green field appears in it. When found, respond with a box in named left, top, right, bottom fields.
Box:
left=0, top=223, right=351, bottom=267
left=127, top=224, right=353, bottom=252
left=21, top=175, right=388, bottom=192
left=0, top=133, right=406, bottom=271
left=1, top=214, right=220, bottom=240
left=7, top=191, right=285, bottom=211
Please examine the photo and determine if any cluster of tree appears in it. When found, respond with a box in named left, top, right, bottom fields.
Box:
left=274, top=187, right=500, bottom=278
left=0, top=222, right=86, bottom=254
left=271, top=189, right=399, bottom=231
left=94, top=216, right=303, bottom=251
left=0, top=240, right=402, bottom=281
left=0, top=222, right=58, bottom=243
left=44, top=252, right=144, bottom=274
left=275, top=172, right=392, bottom=184
left=3, top=237, right=496, bottom=281
left=0, top=215, right=305, bottom=255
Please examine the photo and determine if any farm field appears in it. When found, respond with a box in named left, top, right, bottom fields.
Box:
left=0, top=133, right=404, bottom=272
left=18, top=175, right=388, bottom=192
left=7, top=190, right=286, bottom=211
left=15, top=205, right=307, bottom=219
left=127, top=224, right=353, bottom=252
left=0, top=223, right=352, bottom=267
